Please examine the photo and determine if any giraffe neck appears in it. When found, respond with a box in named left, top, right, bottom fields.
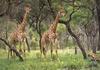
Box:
left=49, top=13, right=60, bottom=33
left=21, top=12, right=28, bottom=25
left=18, top=12, right=29, bottom=32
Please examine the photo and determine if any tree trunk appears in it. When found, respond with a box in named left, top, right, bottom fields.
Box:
left=95, top=0, right=100, bottom=50
left=91, top=35, right=97, bottom=53
left=75, top=47, right=77, bottom=54
left=66, top=24, right=87, bottom=59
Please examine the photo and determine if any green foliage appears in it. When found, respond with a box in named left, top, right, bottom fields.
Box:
left=57, top=24, right=66, bottom=33
left=67, top=39, right=75, bottom=48
left=60, top=54, right=86, bottom=69
left=41, top=22, right=49, bottom=33
left=29, top=28, right=39, bottom=49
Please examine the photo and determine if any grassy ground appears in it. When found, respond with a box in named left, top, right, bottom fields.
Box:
left=0, top=49, right=99, bottom=70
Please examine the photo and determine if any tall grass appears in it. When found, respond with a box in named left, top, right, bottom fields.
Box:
left=0, top=49, right=99, bottom=70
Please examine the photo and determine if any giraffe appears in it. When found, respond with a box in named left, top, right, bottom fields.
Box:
left=8, top=4, right=31, bottom=58
left=41, top=8, right=65, bottom=58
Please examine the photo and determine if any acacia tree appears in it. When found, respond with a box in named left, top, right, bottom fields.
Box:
left=46, top=0, right=98, bottom=59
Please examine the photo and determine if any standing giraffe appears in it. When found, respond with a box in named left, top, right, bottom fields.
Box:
left=8, top=4, right=31, bottom=58
left=41, top=8, right=65, bottom=58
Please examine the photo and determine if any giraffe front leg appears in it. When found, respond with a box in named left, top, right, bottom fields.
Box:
left=51, top=39, right=59, bottom=60
left=19, top=43, right=21, bottom=54
left=55, top=39, right=59, bottom=57
left=8, top=49, right=10, bottom=59
left=50, top=41, right=54, bottom=59
left=23, top=40, right=26, bottom=57
left=25, top=38, right=30, bottom=52
left=13, top=44, right=16, bottom=59
left=55, top=47, right=58, bottom=57
left=51, top=45, right=53, bottom=59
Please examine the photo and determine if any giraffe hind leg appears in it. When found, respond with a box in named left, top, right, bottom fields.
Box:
left=50, top=45, right=53, bottom=59
left=43, top=48, right=46, bottom=58
left=25, top=38, right=30, bottom=52
left=8, top=49, right=12, bottom=59
left=42, top=43, right=47, bottom=58
left=55, top=39, right=59, bottom=57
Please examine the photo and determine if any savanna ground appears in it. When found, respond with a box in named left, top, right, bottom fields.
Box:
left=0, top=48, right=100, bottom=70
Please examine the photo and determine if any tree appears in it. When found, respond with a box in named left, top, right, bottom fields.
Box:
left=46, top=0, right=87, bottom=59
left=95, top=0, right=100, bottom=50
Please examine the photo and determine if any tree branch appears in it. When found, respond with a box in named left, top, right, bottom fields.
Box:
left=0, top=38, right=23, bottom=61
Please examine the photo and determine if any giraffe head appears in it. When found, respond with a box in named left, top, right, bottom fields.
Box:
left=58, top=6, right=66, bottom=17
left=24, top=4, right=31, bottom=13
